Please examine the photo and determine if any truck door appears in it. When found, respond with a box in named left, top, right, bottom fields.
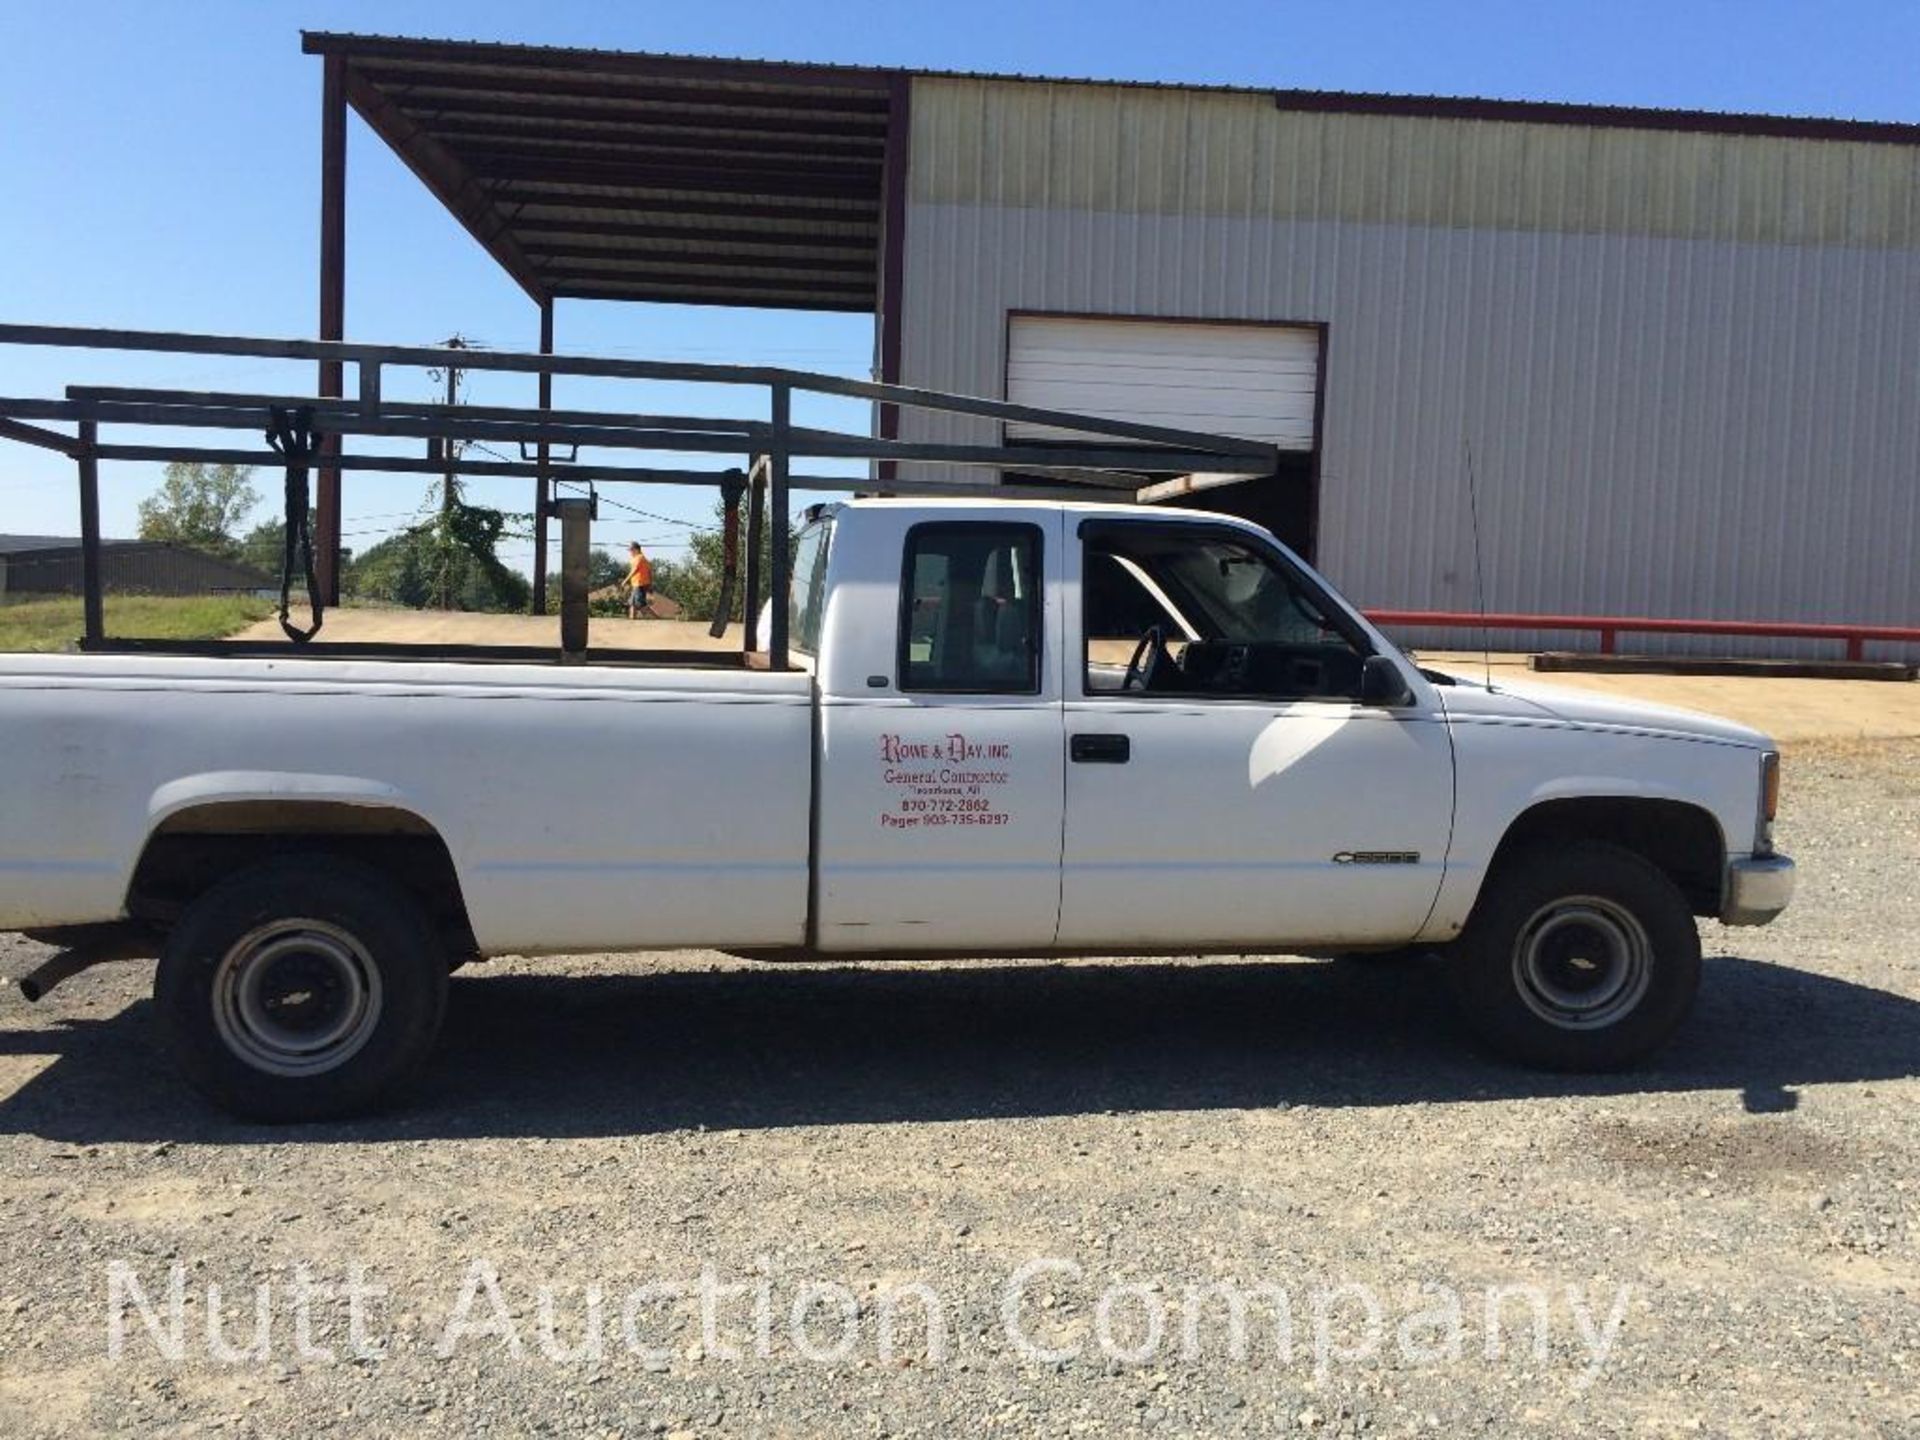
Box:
left=813, top=509, right=1066, bottom=951
left=1058, top=518, right=1453, bottom=949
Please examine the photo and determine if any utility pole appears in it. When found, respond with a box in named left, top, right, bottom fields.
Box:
left=431, top=335, right=468, bottom=610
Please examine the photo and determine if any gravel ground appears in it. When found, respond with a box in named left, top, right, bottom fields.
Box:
left=0, top=738, right=1914, bottom=1438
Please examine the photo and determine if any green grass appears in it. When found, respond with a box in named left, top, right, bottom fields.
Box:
left=0, top=594, right=273, bottom=652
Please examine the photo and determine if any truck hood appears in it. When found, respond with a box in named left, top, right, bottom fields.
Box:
left=1430, top=672, right=1773, bottom=750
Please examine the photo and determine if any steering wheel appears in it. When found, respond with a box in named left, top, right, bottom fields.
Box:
left=1122, top=625, right=1167, bottom=692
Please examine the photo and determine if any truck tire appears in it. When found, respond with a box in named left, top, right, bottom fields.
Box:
left=1446, top=841, right=1701, bottom=1072
left=154, top=857, right=448, bottom=1122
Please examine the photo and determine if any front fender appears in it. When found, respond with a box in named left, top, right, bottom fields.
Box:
left=1419, top=720, right=1759, bottom=941
left=1515, top=771, right=1723, bottom=814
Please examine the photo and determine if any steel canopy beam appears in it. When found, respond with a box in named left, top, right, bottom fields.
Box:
left=479, top=181, right=877, bottom=210
left=520, top=244, right=877, bottom=273
left=301, top=33, right=896, bottom=95
left=471, top=159, right=880, bottom=201
left=545, top=286, right=873, bottom=313
left=532, top=269, right=875, bottom=296
left=513, top=217, right=877, bottom=248
left=401, top=100, right=889, bottom=145
left=363, top=72, right=892, bottom=115
left=341, top=70, right=546, bottom=304
left=442, top=136, right=886, bottom=172
left=512, top=197, right=881, bottom=227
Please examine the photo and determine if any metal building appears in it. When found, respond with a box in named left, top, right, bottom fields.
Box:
left=895, top=79, right=1920, bottom=654
left=0, top=536, right=270, bottom=598
left=304, top=35, right=1920, bottom=655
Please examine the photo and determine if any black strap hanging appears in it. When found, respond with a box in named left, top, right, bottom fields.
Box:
left=707, top=467, right=749, bottom=640
left=264, top=406, right=324, bottom=643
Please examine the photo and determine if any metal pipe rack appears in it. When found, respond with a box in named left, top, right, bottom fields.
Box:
left=0, top=323, right=1278, bottom=671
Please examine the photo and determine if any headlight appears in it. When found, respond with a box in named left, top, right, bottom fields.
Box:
left=1756, top=751, right=1780, bottom=853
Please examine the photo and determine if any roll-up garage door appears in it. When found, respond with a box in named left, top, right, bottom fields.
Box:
left=1005, top=316, right=1320, bottom=449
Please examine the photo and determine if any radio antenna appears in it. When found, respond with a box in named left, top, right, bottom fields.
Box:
left=1464, top=439, right=1492, bottom=689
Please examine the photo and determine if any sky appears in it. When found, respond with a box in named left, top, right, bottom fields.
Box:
left=3, top=0, right=1917, bottom=576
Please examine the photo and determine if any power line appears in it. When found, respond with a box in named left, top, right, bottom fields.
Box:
left=549, top=481, right=716, bottom=533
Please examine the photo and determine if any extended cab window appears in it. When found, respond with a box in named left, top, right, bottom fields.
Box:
left=899, top=524, right=1042, bottom=693
left=788, top=514, right=835, bottom=658
left=1083, top=523, right=1370, bottom=700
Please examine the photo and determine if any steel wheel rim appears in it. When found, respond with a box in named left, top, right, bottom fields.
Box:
left=1510, top=896, right=1652, bottom=1031
left=211, top=920, right=383, bottom=1077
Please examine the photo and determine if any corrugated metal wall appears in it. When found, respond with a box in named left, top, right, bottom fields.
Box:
left=897, top=78, right=1920, bottom=657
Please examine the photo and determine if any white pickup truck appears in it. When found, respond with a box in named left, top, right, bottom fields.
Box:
left=0, top=498, right=1792, bottom=1120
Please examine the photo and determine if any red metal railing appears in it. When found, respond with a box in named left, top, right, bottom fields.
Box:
left=1362, top=610, right=1920, bottom=662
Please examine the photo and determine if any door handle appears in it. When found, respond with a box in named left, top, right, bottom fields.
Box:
left=1070, top=732, right=1131, bottom=764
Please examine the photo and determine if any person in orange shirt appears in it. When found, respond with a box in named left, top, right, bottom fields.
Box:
left=625, top=542, right=656, bottom=619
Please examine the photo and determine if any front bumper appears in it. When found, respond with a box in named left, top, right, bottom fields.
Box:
left=1721, top=853, right=1796, bottom=926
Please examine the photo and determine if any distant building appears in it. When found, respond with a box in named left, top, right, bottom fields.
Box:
left=0, top=535, right=272, bottom=599
left=307, top=35, right=1920, bottom=653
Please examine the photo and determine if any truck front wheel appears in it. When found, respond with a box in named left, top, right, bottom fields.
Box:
left=1446, top=841, right=1701, bottom=1071
left=154, top=857, right=448, bottom=1122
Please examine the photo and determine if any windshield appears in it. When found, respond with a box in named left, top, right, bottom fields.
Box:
left=1152, top=538, right=1337, bottom=643
left=1087, top=531, right=1345, bottom=646
left=1083, top=524, right=1370, bottom=699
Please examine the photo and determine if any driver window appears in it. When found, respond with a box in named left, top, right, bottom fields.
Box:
left=1082, top=526, right=1370, bottom=701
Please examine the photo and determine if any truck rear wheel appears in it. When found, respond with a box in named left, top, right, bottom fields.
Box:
left=1446, top=841, right=1701, bottom=1072
left=155, top=857, right=448, bottom=1122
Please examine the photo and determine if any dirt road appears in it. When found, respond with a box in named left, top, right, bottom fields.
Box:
left=0, top=739, right=1914, bottom=1437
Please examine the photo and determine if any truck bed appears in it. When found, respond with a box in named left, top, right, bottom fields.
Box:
left=0, top=653, right=814, bottom=952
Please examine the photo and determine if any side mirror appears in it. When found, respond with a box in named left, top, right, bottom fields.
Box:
left=1359, top=654, right=1414, bottom=708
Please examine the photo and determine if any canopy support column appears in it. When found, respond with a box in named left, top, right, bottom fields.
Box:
left=875, top=74, right=910, bottom=486
left=768, top=384, right=791, bottom=670
left=531, top=297, right=553, bottom=615
left=315, top=52, right=347, bottom=605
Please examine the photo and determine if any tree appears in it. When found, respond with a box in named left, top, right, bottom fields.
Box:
left=239, top=514, right=352, bottom=586
left=136, top=462, right=259, bottom=558
left=345, top=533, right=431, bottom=609
left=347, top=520, right=529, bottom=614
left=238, top=517, right=286, bottom=577
left=418, top=494, right=529, bottom=612
left=333, top=329, right=528, bottom=613
left=648, top=499, right=796, bottom=622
